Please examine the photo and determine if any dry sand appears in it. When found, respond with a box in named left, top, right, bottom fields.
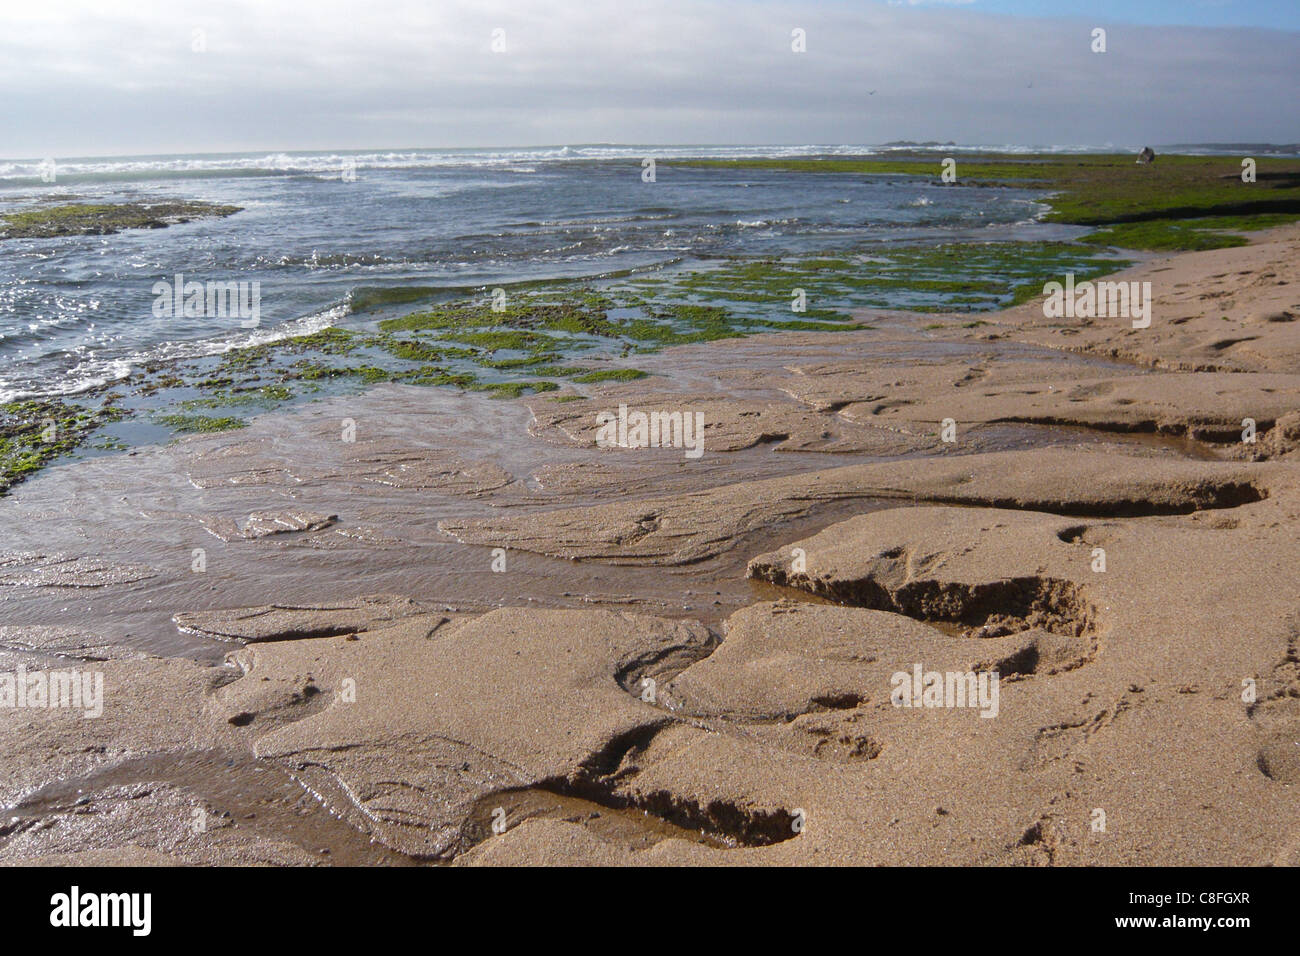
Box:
left=1, top=224, right=1298, bottom=866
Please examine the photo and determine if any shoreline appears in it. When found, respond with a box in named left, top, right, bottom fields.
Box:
left=17, top=147, right=1300, bottom=492
left=1, top=223, right=1297, bottom=865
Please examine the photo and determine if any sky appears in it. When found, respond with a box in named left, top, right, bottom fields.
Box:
left=0, top=0, right=1296, bottom=157
left=964, top=0, right=1300, bottom=30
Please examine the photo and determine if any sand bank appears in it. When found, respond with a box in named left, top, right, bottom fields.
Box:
left=2, top=225, right=1298, bottom=866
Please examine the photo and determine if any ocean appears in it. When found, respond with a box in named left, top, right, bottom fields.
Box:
left=0, top=144, right=1075, bottom=404
left=3, top=142, right=1292, bottom=413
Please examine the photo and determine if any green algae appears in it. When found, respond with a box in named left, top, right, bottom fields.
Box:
left=569, top=368, right=649, bottom=384
left=471, top=380, right=562, bottom=399
left=3, top=226, right=1134, bottom=493
left=153, top=413, right=248, bottom=434
left=0, top=200, right=243, bottom=240
left=180, top=384, right=294, bottom=410
left=26, top=152, right=1281, bottom=489
left=1079, top=213, right=1300, bottom=252
left=0, top=400, right=127, bottom=491
left=674, top=154, right=1300, bottom=252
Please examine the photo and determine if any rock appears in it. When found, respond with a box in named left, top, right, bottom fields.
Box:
left=439, top=449, right=1268, bottom=566
left=198, top=510, right=338, bottom=542
left=172, top=594, right=437, bottom=643
left=0, top=552, right=156, bottom=588
left=0, top=625, right=148, bottom=664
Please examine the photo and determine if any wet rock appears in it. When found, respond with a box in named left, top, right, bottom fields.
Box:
left=0, top=552, right=156, bottom=588
left=172, top=594, right=436, bottom=643
left=342, top=443, right=514, bottom=494
left=837, top=371, right=1300, bottom=447
left=283, top=525, right=404, bottom=550
left=440, top=449, right=1268, bottom=566
left=0, top=625, right=148, bottom=664
left=242, top=510, right=338, bottom=537
left=182, top=437, right=300, bottom=489
left=198, top=510, right=338, bottom=542
left=529, top=393, right=924, bottom=456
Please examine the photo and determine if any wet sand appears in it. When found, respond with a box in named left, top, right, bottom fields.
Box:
left=1, top=224, right=1298, bottom=866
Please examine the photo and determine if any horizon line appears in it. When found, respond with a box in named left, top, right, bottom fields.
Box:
left=7, top=141, right=1300, bottom=164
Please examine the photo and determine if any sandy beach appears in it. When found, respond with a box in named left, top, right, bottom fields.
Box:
left=1, top=221, right=1296, bottom=866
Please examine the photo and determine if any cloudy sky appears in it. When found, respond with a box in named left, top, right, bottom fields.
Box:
left=1, top=0, right=1296, bottom=157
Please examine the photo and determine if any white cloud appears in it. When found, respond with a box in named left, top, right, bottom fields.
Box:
left=1, top=0, right=1295, bottom=155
